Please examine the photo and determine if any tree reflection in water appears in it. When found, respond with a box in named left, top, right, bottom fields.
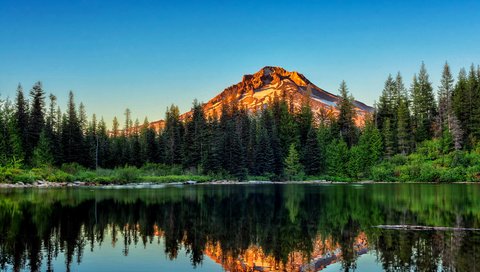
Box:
left=0, top=184, right=479, bottom=271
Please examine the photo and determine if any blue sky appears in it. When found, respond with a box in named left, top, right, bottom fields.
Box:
left=1, top=0, right=479, bottom=124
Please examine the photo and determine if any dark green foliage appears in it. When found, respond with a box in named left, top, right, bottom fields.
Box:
left=14, top=84, right=28, bottom=159
left=27, top=82, right=46, bottom=161
left=284, top=144, right=304, bottom=180
left=163, top=105, right=183, bottom=165
left=326, top=139, right=349, bottom=177
left=382, top=118, right=395, bottom=158
left=183, top=100, right=207, bottom=169
left=303, top=127, right=321, bottom=175
left=61, top=91, right=85, bottom=164
left=411, top=63, right=437, bottom=143
left=32, top=129, right=54, bottom=167
left=337, top=81, right=357, bottom=146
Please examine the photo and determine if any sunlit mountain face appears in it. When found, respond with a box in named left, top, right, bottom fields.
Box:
left=148, top=67, right=373, bottom=131
left=0, top=184, right=479, bottom=271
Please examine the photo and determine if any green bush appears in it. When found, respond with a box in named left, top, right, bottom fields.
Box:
left=417, top=163, right=440, bottom=182
left=371, top=163, right=396, bottom=182
left=47, top=171, right=74, bottom=183
left=439, top=167, right=465, bottom=182
left=115, top=166, right=140, bottom=183
left=12, top=171, right=39, bottom=184
left=74, top=170, right=97, bottom=182
left=61, top=163, right=86, bottom=175
left=390, top=154, right=408, bottom=166
left=93, top=176, right=116, bottom=184
left=466, top=165, right=480, bottom=182
left=0, top=167, right=23, bottom=183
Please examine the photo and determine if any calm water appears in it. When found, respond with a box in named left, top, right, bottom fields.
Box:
left=0, top=184, right=480, bottom=272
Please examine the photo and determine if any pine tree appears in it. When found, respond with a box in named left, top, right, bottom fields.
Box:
left=357, top=118, right=383, bottom=176
left=303, top=127, right=321, bottom=175
left=14, top=84, right=28, bottom=160
left=437, top=62, right=454, bottom=134
left=32, top=129, right=54, bottom=167
left=326, top=139, right=349, bottom=177
left=28, top=81, right=46, bottom=161
left=316, top=124, right=331, bottom=175
left=97, top=117, right=110, bottom=168
left=396, top=96, right=412, bottom=155
left=84, top=114, right=98, bottom=168
left=203, top=116, right=222, bottom=173
left=140, top=118, right=158, bottom=164
left=61, top=91, right=84, bottom=164
left=284, top=144, right=304, bottom=180
left=254, top=125, right=274, bottom=175
left=163, top=105, right=183, bottom=165
left=411, top=63, right=437, bottom=143
left=183, top=100, right=207, bottom=169
left=78, top=102, right=88, bottom=134
left=382, top=118, right=395, bottom=158
left=131, top=118, right=142, bottom=167
left=376, top=74, right=396, bottom=130
left=337, top=81, right=357, bottom=146
left=467, top=64, right=480, bottom=144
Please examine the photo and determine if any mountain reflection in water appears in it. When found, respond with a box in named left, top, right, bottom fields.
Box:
left=0, top=184, right=479, bottom=271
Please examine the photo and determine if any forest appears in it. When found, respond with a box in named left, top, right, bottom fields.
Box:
left=1, top=62, right=480, bottom=183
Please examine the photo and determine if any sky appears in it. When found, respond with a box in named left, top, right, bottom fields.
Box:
left=1, top=0, right=479, bottom=125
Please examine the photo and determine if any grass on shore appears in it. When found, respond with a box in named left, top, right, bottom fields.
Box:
left=0, top=162, right=355, bottom=185
left=0, top=163, right=219, bottom=185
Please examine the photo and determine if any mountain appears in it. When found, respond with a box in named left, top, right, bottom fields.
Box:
left=149, top=66, right=373, bottom=131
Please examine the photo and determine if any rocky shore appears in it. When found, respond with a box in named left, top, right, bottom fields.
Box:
left=0, top=179, right=378, bottom=188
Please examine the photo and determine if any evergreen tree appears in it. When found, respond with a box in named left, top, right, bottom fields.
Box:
left=140, top=118, right=158, bottom=164
left=61, top=91, right=84, bottom=164
left=97, top=117, right=110, bottom=168
left=337, top=81, right=357, bottom=146
left=382, top=118, right=395, bottom=158
left=32, top=129, right=54, bottom=167
left=467, top=64, right=480, bottom=144
left=358, top=117, right=383, bottom=176
left=303, top=127, right=321, bottom=175
left=316, top=124, right=331, bottom=175
left=376, top=74, right=396, bottom=130
left=203, top=115, right=222, bottom=174
left=131, top=119, right=142, bottom=167
left=183, top=100, right=207, bottom=169
left=14, top=84, right=28, bottom=160
left=411, top=63, right=437, bottom=143
left=44, top=94, right=61, bottom=164
left=284, top=144, right=303, bottom=180
left=163, top=105, right=183, bottom=165
left=437, top=62, right=454, bottom=134
left=326, top=139, right=349, bottom=177
left=396, top=96, right=412, bottom=155
left=254, top=125, right=274, bottom=175
left=27, top=81, right=46, bottom=161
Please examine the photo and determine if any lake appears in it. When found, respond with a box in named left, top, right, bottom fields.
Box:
left=0, top=183, right=479, bottom=271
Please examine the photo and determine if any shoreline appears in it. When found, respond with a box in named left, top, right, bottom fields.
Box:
left=0, top=180, right=478, bottom=189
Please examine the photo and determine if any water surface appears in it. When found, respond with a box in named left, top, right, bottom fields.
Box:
left=0, top=183, right=479, bottom=271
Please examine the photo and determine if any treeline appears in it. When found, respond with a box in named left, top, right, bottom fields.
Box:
left=0, top=62, right=479, bottom=181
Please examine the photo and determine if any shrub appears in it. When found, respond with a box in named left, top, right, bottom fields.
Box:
left=115, top=166, right=140, bottom=183
left=439, top=167, right=465, bottom=182
left=13, top=171, right=39, bottom=184
left=466, top=165, right=480, bottom=182
left=371, top=163, right=396, bottom=182
left=61, top=163, right=86, bottom=175
left=389, top=154, right=408, bottom=166
left=417, top=163, right=440, bottom=182
left=47, top=171, right=74, bottom=183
